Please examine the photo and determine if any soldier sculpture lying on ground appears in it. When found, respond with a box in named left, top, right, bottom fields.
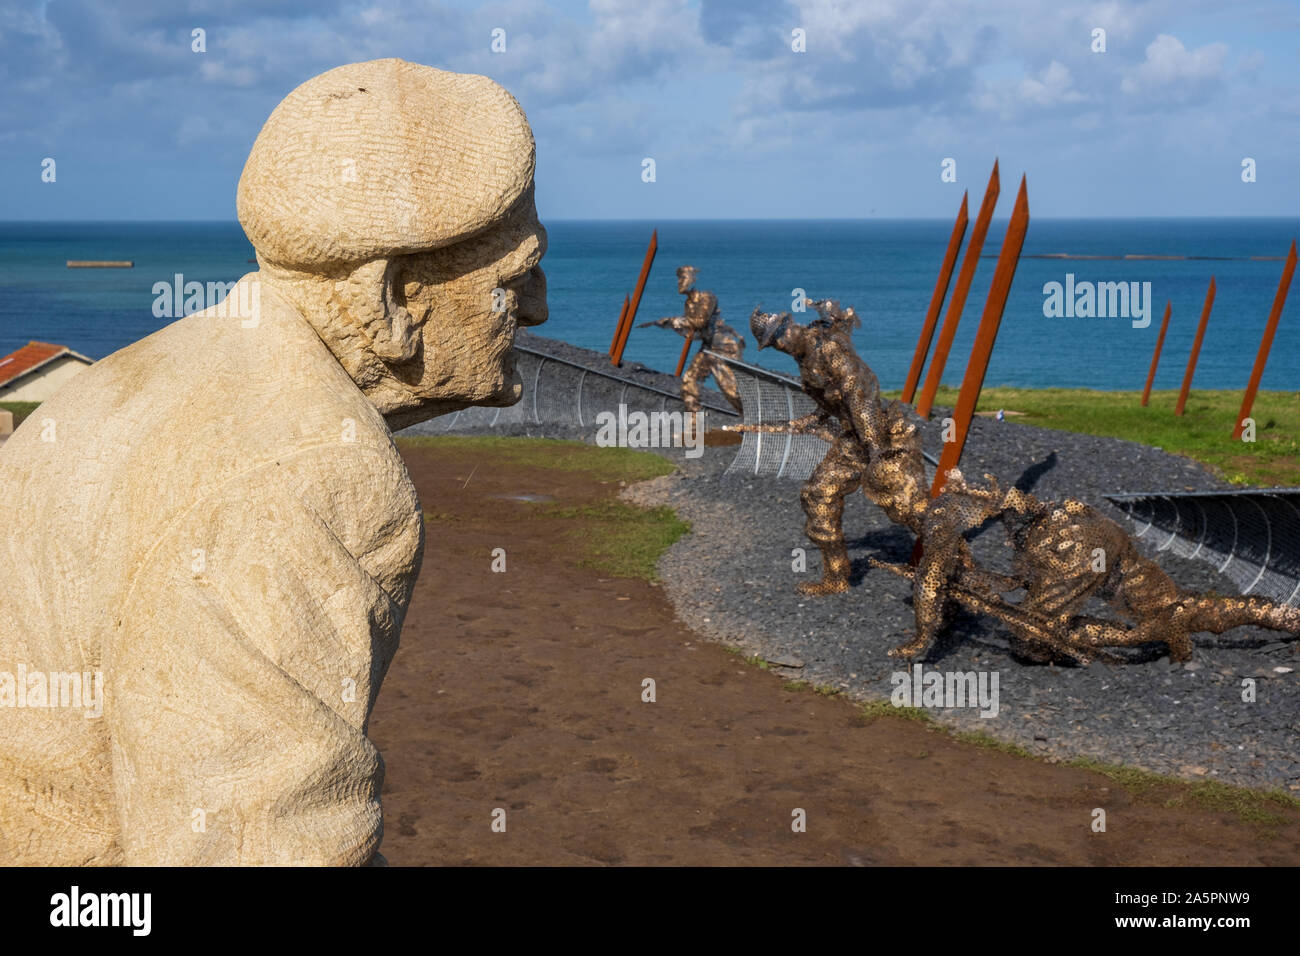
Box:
left=640, top=265, right=745, bottom=414
left=870, top=470, right=1300, bottom=664
left=731, top=302, right=1300, bottom=663
left=0, top=59, right=547, bottom=865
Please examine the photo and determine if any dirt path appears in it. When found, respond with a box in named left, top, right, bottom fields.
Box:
left=370, top=439, right=1300, bottom=865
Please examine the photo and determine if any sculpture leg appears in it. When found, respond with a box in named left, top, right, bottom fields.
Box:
left=1179, top=594, right=1300, bottom=637
left=797, top=440, right=861, bottom=596
left=955, top=588, right=1113, bottom=665
left=680, top=351, right=706, bottom=413
left=708, top=358, right=744, bottom=415
left=1021, top=571, right=1103, bottom=634
left=1064, top=612, right=1190, bottom=660
left=1011, top=572, right=1109, bottom=662
left=1091, top=585, right=1300, bottom=662
left=1093, top=551, right=1196, bottom=660
left=888, top=534, right=962, bottom=659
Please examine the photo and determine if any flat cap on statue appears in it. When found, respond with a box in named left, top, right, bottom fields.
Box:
left=237, top=58, right=536, bottom=268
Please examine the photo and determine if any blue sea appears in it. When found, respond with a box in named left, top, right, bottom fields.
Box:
left=1, top=219, right=1297, bottom=391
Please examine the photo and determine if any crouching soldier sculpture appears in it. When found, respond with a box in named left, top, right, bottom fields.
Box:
left=871, top=470, right=1300, bottom=664
left=740, top=300, right=928, bottom=595
left=640, top=265, right=744, bottom=414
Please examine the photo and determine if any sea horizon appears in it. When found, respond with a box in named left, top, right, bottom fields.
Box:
left=3, top=217, right=1297, bottom=392
left=5, top=215, right=1300, bottom=223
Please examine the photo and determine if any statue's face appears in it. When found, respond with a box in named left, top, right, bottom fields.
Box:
left=773, top=319, right=812, bottom=357
left=394, top=188, right=548, bottom=413
left=676, top=268, right=697, bottom=294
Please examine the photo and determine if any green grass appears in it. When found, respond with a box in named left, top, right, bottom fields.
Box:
left=0, top=401, right=40, bottom=428
left=858, top=699, right=934, bottom=725
left=850, top=697, right=1296, bottom=825
left=781, top=679, right=841, bottom=697
left=953, top=729, right=1034, bottom=758
left=397, top=434, right=677, bottom=483
left=884, top=386, right=1300, bottom=486
left=541, top=500, right=690, bottom=581
left=1065, top=756, right=1299, bottom=825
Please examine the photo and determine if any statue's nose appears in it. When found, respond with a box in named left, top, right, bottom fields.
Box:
left=515, top=265, right=547, bottom=326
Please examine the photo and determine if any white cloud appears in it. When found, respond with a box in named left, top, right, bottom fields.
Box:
left=1018, top=60, right=1085, bottom=107
left=1120, top=33, right=1228, bottom=102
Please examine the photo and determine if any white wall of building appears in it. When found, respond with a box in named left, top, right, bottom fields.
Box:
left=0, top=355, right=92, bottom=402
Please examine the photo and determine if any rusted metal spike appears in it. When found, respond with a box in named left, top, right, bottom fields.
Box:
left=902, top=192, right=969, bottom=402
left=609, top=295, right=630, bottom=359
left=930, top=174, right=1030, bottom=498
left=613, top=229, right=658, bottom=367
left=912, top=175, right=1028, bottom=566
left=1233, top=240, right=1297, bottom=438
left=1175, top=276, right=1216, bottom=416
left=1140, top=300, right=1172, bottom=407
left=674, top=335, right=694, bottom=378
left=916, top=161, right=1001, bottom=418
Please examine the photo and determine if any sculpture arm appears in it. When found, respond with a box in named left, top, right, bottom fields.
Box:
left=638, top=315, right=691, bottom=336
left=789, top=410, right=832, bottom=431
left=846, top=389, right=889, bottom=449
left=106, top=445, right=423, bottom=865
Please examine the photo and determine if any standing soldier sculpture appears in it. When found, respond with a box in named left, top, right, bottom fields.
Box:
left=640, top=265, right=744, bottom=414
left=739, top=300, right=928, bottom=595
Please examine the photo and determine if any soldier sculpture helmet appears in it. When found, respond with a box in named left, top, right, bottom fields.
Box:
left=750, top=308, right=793, bottom=350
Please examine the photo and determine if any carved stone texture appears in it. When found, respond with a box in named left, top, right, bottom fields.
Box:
left=0, top=59, right=546, bottom=865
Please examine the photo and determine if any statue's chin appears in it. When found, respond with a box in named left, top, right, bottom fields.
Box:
left=475, top=364, right=523, bottom=408
left=377, top=353, right=522, bottom=431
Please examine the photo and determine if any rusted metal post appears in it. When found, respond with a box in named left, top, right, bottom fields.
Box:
left=902, top=192, right=969, bottom=402
left=1232, top=240, right=1297, bottom=438
left=611, top=296, right=633, bottom=366
left=915, top=161, right=1001, bottom=418
left=608, top=295, right=630, bottom=359
left=674, top=335, right=694, bottom=378
left=930, top=175, right=1030, bottom=498
left=1175, top=276, right=1216, bottom=416
left=612, top=229, right=658, bottom=367
left=911, top=176, right=1029, bottom=566
left=1140, top=300, right=1172, bottom=407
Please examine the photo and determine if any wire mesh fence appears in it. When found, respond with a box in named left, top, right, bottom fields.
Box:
left=1107, top=490, right=1300, bottom=607
left=414, top=344, right=736, bottom=433
left=711, top=352, right=830, bottom=480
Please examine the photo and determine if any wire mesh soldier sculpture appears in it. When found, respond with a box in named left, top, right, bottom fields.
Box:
left=741, top=300, right=928, bottom=595
left=871, top=470, right=1300, bottom=664
left=732, top=299, right=1300, bottom=662
left=640, top=265, right=744, bottom=414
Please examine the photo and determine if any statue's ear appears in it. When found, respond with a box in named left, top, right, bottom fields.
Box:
left=352, top=257, right=421, bottom=364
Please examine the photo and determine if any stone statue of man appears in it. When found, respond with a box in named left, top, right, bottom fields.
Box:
left=0, top=59, right=546, bottom=865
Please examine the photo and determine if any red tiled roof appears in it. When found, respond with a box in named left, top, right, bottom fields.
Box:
left=0, top=341, right=91, bottom=388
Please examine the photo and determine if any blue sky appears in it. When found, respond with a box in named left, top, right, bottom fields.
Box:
left=2, top=0, right=1298, bottom=220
